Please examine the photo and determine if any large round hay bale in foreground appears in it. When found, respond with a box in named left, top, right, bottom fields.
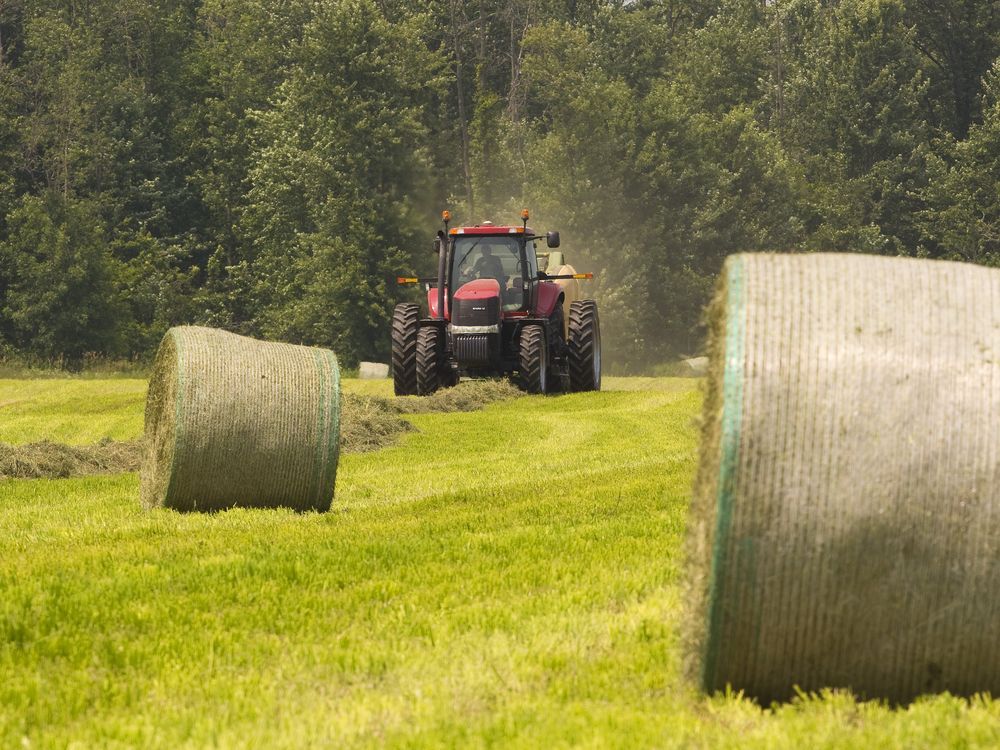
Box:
left=687, top=252, right=1000, bottom=703
left=141, top=326, right=340, bottom=512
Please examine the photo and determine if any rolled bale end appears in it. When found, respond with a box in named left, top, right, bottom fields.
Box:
left=358, top=361, right=389, bottom=379
left=140, top=326, right=340, bottom=513
left=552, top=264, right=580, bottom=339
left=685, top=252, right=1000, bottom=704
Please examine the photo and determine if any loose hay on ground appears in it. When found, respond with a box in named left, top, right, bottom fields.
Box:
left=686, top=252, right=1000, bottom=704
left=340, top=379, right=521, bottom=452
left=395, top=378, right=521, bottom=414
left=339, top=394, right=414, bottom=453
left=0, top=439, right=141, bottom=480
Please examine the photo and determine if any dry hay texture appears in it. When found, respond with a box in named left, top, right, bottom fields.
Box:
left=141, top=326, right=340, bottom=512
left=687, top=252, right=1000, bottom=704
left=339, top=379, right=521, bottom=453
left=339, top=393, right=415, bottom=453
left=1, top=439, right=140, bottom=480
left=395, top=378, right=520, bottom=414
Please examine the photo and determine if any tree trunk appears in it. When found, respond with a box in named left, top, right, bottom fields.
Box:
left=450, top=0, right=475, bottom=216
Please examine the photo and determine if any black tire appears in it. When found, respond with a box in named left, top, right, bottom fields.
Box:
left=518, top=324, right=548, bottom=394
left=442, top=366, right=460, bottom=387
left=568, top=300, right=601, bottom=392
left=416, top=326, right=441, bottom=396
left=391, top=303, right=419, bottom=396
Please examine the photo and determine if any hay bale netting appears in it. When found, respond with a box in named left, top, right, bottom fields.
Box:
left=141, top=326, right=340, bottom=512
left=687, top=252, right=1000, bottom=703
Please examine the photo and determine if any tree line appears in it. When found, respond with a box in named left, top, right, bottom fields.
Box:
left=0, top=0, right=997, bottom=370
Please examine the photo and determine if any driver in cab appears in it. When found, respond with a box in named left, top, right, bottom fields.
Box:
left=471, top=246, right=506, bottom=283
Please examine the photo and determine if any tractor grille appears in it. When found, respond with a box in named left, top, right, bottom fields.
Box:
left=453, top=296, right=500, bottom=327
left=454, top=334, right=494, bottom=365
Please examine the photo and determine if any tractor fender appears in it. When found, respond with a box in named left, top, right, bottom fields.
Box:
left=534, top=281, right=563, bottom=321
left=427, top=287, right=450, bottom=319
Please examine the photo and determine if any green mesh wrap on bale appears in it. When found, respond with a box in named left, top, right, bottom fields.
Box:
left=686, top=253, right=1000, bottom=703
left=141, top=326, right=340, bottom=512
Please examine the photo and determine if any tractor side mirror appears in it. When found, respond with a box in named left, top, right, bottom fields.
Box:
left=546, top=231, right=560, bottom=248
left=434, top=230, right=445, bottom=254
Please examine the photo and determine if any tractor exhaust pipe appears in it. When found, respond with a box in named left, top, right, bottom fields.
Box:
left=436, top=232, right=447, bottom=320
left=437, top=210, right=451, bottom=321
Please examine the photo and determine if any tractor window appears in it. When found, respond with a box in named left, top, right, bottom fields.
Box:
left=451, top=236, right=526, bottom=311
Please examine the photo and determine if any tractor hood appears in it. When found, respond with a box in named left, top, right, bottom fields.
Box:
left=452, top=278, right=501, bottom=330
left=453, top=278, right=501, bottom=300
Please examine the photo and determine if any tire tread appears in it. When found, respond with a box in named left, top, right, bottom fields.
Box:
left=416, top=326, right=441, bottom=395
left=391, top=303, right=420, bottom=395
left=568, top=300, right=601, bottom=392
left=518, top=325, right=547, bottom=394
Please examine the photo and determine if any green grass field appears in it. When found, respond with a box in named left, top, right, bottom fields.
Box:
left=0, top=378, right=146, bottom=445
left=2, top=378, right=999, bottom=748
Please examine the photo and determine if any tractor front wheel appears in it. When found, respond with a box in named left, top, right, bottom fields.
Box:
left=568, top=300, right=601, bottom=392
left=518, top=324, right=549, bottom=394
left=391, top=303, right=420, bottom=396
left=416, top=326, right=442, bottom=396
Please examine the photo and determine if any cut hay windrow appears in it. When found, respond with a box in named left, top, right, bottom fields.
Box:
left=339, top=393, right=415, bottom=453
left=0, top=439, right=141, bottom=480
left=687, top=252, right=1000, bottom=703
left=141, top=326, right=340, bottom=512
left=339, top=379, right=521, bottom=453
left=395, top=378, right=521, bottom=414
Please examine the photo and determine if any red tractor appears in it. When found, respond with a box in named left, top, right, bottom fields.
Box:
left=392, top=210, right=601, bottom=396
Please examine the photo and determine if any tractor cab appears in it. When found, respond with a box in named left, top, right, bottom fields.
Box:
left=445, top=224, right=550, bottom=317
left=450, top=232, right=532, bottom=312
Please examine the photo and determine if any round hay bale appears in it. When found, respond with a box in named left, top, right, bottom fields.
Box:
left=686, top=252, right=1000, bottom=703
left=358, top=361, right=390, bottom=379
left=141, top=326, right=340, bottom=512
left=552, top=264, right=579, bottom=339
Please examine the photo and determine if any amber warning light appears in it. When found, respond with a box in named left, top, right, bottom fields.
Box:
left=397, top=277, right=419, bottom=284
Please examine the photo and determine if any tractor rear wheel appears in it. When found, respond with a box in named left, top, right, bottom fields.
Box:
left=416, top=326, right=442, bottom=396
left=568, top=300, right=601, bottom=392
left=518, top=324, right=548, bottom=394
left=391, top=303, right=420, bottom=396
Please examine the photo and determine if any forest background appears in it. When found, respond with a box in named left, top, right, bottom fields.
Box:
left=0, top=0, right=997, bottom=371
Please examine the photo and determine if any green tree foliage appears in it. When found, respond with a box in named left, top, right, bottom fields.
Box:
left=904, top=0, right=1000, bottom=138
left=916, top=62, right=1000, bottom=264
left=0, top=0, right=998, bottom=369
left=0, top=194, right=121, bottom=367
left=773, top=0, right=933, bottom=254
left=241, top=0, right=446, bottom=363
